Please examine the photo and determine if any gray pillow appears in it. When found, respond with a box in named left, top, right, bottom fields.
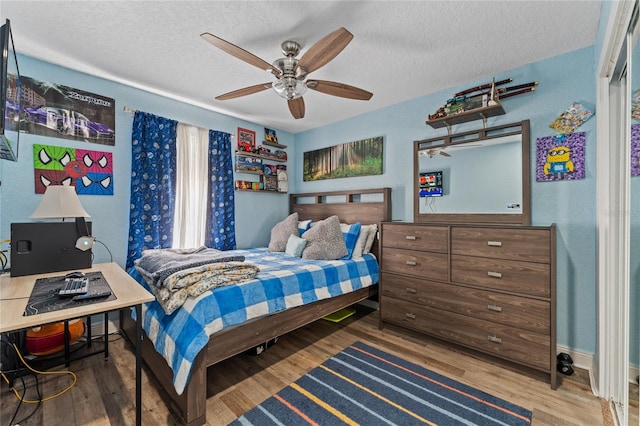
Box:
left=301, top=215, right=347, bottom=260
left=268, top=212, right=299, bottom=252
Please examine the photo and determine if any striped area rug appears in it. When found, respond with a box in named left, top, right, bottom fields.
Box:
left=231, top=341, right=532, bottom=425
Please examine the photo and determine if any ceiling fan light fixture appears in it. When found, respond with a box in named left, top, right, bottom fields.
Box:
left=205, top=28, right=371, bottom=119
left=272, top=77, right=307, bottom=100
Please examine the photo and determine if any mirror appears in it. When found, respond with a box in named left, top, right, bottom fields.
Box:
left=413, top=120, right=530, bottom=225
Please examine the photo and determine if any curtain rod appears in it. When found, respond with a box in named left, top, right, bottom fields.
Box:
left=122, top=105, right=235, bottom=137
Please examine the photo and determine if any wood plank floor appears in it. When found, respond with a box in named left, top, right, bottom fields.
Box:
left=1, top=305, right=637, bottom=425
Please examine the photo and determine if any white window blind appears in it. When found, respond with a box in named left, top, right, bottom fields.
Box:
left=173, top=123, right=210, bottom=249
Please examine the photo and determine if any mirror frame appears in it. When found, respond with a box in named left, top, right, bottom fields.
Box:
left=413, top=119, right=531, bottom=225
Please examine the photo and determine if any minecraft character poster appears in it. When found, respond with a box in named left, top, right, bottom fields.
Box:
left=536, top=132, right=586, bottom=182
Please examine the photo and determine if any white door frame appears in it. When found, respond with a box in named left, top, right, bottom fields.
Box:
left=595, top=1, right=636, bottom=424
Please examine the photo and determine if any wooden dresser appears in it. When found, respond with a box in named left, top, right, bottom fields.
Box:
left=379, top=222, right=557, bottom=388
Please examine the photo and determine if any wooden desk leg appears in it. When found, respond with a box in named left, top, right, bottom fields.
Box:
left=103, top=312, right=109, bottom=360
left=87, top=316, right=92, bottom=348
left=64, top=320, right=70, bottom=367
left=135, top=304, right=142, bottom=426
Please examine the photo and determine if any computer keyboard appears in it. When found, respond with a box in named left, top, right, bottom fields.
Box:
left=58, top=277, right=89, bottom=297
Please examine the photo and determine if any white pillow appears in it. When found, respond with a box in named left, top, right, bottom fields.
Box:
left=351, top=225, right=372, bottom=259
left=285, top=234, right=307, bottom=257
left=363, top=223, right=378, bottom=254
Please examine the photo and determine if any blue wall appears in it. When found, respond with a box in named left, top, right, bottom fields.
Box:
left=294, top=47, right=598, bottom=355
left=0, top=54, right=294, bottom=268
left=2, top=41, right=635, bottom=361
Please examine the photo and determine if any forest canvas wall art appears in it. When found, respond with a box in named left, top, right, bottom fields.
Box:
left=303, top=136, right=383, bottom=181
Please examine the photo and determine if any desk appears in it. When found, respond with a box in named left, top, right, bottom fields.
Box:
left=0, top=262, right=155, bottom=426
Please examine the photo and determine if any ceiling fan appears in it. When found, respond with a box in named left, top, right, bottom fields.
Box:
left=419, top=144, right=483, bottom=158
left=200, top=27, right=373, bottom=119
left=420, top=148, right=452, bottom=158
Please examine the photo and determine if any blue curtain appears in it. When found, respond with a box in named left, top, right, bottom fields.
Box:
left=205, top=130, right=236, bottom=250
left=126, top=111, right=178, bottom=269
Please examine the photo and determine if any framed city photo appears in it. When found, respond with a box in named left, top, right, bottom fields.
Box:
left=237, top=127, right=256, bottom=152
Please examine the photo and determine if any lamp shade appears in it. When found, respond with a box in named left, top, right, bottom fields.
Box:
left=29, top=186, right=90, bottom=219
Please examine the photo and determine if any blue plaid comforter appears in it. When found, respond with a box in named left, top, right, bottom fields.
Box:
left=128, top=247, right=379, bottom=395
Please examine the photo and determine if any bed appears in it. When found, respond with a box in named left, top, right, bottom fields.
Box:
left=120, top=187, right=391, bottom=425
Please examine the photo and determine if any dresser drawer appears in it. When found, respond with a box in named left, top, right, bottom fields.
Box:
left=381, top=273, right=550, bottom=333
left=451, top=227, right=550, bottom=263
left=451, top=255, right=550, bottom=298
left=381, top=248, right=448, bottom=281
left=381, top=297, right=550, bottom=371
left=382, top=223, right=448, bottom=253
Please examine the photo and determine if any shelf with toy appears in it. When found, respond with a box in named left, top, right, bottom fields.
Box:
left=234, top=181, right=287, bottom=194
left=234, top=180, right=263, bottom=191
left=235, top=154, right=264, bottom=174
left=235, top=169, right=263, bottom=176
left=426, top=80, right=504, bottom=133
left=263, top=164, right=287, bottom=193
left=262, top=140, right=287, bottom=149
left=425, top=78, right=537, bottom=134
left=235, top=188, right=287, bottom=194
left=235, top=149, right=287, bottom=163
left=426, top=102, right=505, bottom=132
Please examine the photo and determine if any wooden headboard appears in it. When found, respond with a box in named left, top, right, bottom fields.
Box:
left=289, top=188, right=391, bottom=224
left=290, top=188, right=391, bottom=257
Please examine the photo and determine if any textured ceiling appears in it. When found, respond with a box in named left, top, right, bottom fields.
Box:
left=2, top=1, right=602, bottom=134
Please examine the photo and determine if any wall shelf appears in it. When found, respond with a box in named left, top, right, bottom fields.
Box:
left=235, top=169, right=263, bottom=176
left=235, top=151, right=287, bottom=162
left=235, top=188, right=287, bottom=194
left=426, top=102, right=505, bottom=134
left=262, top=140, right=287, bottom=149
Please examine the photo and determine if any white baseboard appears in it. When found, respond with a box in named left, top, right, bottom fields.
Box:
left=557, top=344, right=593, bottom=371
left=557, top=344, right=639, bottom=388
left=630, top=364, right=639, bottom=385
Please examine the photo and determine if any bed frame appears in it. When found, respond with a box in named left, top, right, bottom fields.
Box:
left=120, top=187, right=391, bottom=425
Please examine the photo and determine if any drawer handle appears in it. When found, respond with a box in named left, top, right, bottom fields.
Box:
left=405, top=312, right=416, bottom=320
left=406, top=287, right=417, bottom=294
left=487, top=335, right=502, bottom=344
left=487, top=241, right=502, bottom=247
left=405, top=261, right=417, bottom=266
left=405, top=235, right=417, bottom=240
left=487, top=271, right=502, bottom=278
left=487, top=304, right=503, bottom=312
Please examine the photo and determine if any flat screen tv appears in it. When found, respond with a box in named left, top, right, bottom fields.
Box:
left=0, top=19, right=21, bottom=161
left=419, top=170, right=443, bottom=197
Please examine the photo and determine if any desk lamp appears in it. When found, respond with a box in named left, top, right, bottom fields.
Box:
left=29, top=185, right=95, bottom=251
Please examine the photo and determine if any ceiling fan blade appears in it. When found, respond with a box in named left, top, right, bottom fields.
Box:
left=288, top=97, right=305, bottom=119
left=298, top=27, right=353, bottom=74
left=439, top=151, right=451, bottom=157
left=215, top=83, right=272, bottom=100
left=201, top=32, right=281, bottom=76
left=307, top=80, right=373, bottom=100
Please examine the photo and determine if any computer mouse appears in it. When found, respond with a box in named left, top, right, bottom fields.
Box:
left=64, top=271, right=85, bottom=279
